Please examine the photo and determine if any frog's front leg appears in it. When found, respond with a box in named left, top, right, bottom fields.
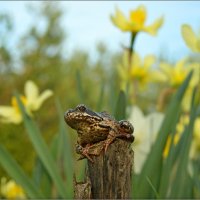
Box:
left=101, top=128, right=116, bottom=152
left=104, top=128, right=134, bottom=152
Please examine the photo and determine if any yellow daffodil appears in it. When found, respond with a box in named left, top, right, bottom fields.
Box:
left=24, top=80, right=53, bottom=113
left=155, top=58, right=191, bottom=88
left=0, top=96, right=27, bottom=124
left=0, top=80, right=53, bottom=124
left=111, top=5, right=164, bottom=35
left=163, top=115, right=189, bottom=158
left=181, top=24, right=200, bottom=53
left=163, top=114, right=200, bottom=161
left=128, top=106, right=164, bottom=174
left=130, top=53, right=156, bottom=87
left=154, top=58, right=200, bottom=111
left=1, top=177, right=26, bottom=199
left=118, top=51, right=157, bottom=90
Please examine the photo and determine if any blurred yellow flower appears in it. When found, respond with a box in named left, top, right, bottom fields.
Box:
left=111, top=5, right=164, bottom=35
left=163, top=115, right=189, bottom=158
left=118, top=51, right=157, bottom=90
left=129, top=106, right=164, bottom=174
left=181, top=24, right=200, bottom=53
left=1, top=178, right=26, bottom=199
left=190, top=118, right=200, bottom=160
left=154, top=59, right=200, bottom=111
left=24, top=80, right=53, bottom=113
left=0, top=80, right=53, bottom=124
left=130, top=53, right=156, bottom=86
left=0, top=96, right=27, bottom=124
left=154, top=58, right=190, bottom=88
left=163, top=114, right=200, bottom=160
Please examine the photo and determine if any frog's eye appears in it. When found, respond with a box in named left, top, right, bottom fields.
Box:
left=119, top=120, right=134, bottom=133
left=77, top=104, right=86, bottom=112
left=76, top=145, right=83, bottom=154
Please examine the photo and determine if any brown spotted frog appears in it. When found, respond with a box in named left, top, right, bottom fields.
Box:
left=64, top=104, right=134, bottom=161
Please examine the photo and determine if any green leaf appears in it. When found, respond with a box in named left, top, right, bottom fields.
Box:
left=96, top=83, right=104, bottom=111
left=146, top=177, right=160, bottom=199
left=159, top=87, right=197, bottom=198
left=32, top=157, right=52, bottom=198
left=76, top=70, right=85, bottom=103
left=135, top=71, right=193, bottom=198
left=109, top=81, right=118, bottom=115
left=114, top=90, right=126, bottom=120
left=169, top=89, right=197, bottom=198
left=0, top=145, right=44, bottom=198
left=16, top=93, right=68, bottom=198
left=158, top=111, right=181, bottom=197
left=56, top=99, right=74, bottom=198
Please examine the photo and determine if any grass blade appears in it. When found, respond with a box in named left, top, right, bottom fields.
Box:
left=114, top=90, right=126, bottom=120
left=158, top=111, right=181, bottom=197
left=170, top=89, right=197, bottom=198
left=56, top=99, right=74, bottom=198
left=16, top=93, right=68, bottom=198
left=32, top=157, right=52, bottom=198
left=76, top=70, right=85, bottom=103
left=96, top=83, right=105, bottom=111
left=109, top=81, right=118, bottom=115
left=0, top=145, right=44, bottom=198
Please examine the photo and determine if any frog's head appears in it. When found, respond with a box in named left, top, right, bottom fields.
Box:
left=118, top=120, right=134, bottom=142
left=64, top=104, right=103, bottom=130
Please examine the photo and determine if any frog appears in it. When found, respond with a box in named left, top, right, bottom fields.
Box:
left=64, top=104, right=134, bottom=161
left=75, top=119, right=134, bottom=162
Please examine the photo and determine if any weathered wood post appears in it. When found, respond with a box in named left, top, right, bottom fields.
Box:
left=74, top=138, right=134, bottom=199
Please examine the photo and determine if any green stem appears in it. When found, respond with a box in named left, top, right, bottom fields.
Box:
left=130, top=33, right=136, bottom=54
left=127, top=32, right=137, bottom=103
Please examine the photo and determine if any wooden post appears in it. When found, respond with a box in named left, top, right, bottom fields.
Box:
left=74, top=138, right=134, bottom=199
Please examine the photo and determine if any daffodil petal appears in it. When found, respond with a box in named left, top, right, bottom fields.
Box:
left=1, top=178, right=26, bottom=199
left=110, top=7, right=130, bottom=31
left=160, top=62, right=172, bottom=76
left=129, top=105, right=164, bottom=174
left=175, top=58, right=187, bottom=71
left=129, top=106, right=145, bottom=133
left=132, top=52, right=141, bottom=67
left=181, top=24, right=200, bottom=53
left=150, top=70, right=168, bottom=83
left=144, top=16, right=164, bottom=36
left=146, top=112, right=164, bottom=140
left=25, top=80, right=39, bottom=104
left=144, top=55, right=156, bottom=68
left=31, top=89, right=53, bottom=111
left=129, top=5, right=146, bottom=28
left=0, top=106, right=22, bottom=124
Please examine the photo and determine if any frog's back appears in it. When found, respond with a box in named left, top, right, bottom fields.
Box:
left=78, top=122, right=110, bottom=146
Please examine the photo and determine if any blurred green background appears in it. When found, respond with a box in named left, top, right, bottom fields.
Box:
left=0, top=1, right=200, bottom=199
left=0, top=1, right=123, bottom=178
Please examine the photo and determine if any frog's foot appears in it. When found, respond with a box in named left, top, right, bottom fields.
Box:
left=104, top=131, right=134, bottom=152
left=116, top=133, right=135, bottom=142
left=76, top=144, right=94, bottom=162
